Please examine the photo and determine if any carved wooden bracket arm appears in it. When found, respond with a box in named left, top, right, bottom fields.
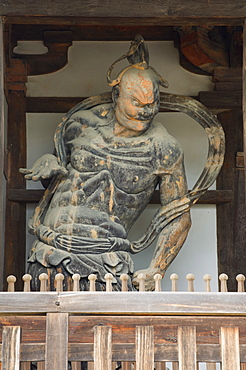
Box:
left=13, top=31, right=73, bottom=76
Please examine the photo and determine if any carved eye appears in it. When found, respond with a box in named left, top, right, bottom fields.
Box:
left=132, top=99, right=142, bottom=107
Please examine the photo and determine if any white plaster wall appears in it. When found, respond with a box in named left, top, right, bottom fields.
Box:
left=23, top=41, right=218, bottom=292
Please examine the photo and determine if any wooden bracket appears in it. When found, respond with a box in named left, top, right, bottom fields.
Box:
left=13, top=30, right=73, bottom=76
left=175, top=26, right=229, bottom=75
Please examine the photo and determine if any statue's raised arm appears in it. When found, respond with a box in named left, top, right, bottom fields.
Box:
left=21, top=35, right=225, bottom=291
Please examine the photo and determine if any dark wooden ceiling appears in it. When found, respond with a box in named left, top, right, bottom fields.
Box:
left=1, top=0, right=246, bottom=26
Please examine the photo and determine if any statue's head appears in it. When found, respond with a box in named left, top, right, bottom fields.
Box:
left=107, top=35, right=168, bottom=136
left=112, top=67, right=160, bottom=135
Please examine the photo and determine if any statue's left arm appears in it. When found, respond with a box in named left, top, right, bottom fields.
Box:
left=132, top=142, right=191, bottom=290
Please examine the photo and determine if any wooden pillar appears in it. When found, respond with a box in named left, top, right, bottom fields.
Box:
left=2, top=326, right=21, bottom=369
left=220, top=327, right=240, bottom=370
left=217, top=109, right=246, bottom=291
left=243, top=20, right=246, bottom=198
left=4, top=58, right=27, bottom=290
left=0, top=17, right=5, bottom=291
left=45, top=313, right=68, bottom=370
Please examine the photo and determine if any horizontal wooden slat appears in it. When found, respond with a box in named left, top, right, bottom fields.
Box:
left=1, top=1, right=246, bottom=24
left=2, top=314, right=246, bottom=343
left=0, top=342, right=246, bottom=363
left=199, top=91, right=242, bottom=109
left=8, top=189, right=44, bottom=202
left=2, top=16, right=246, bottom=27
left=11, top=25, right=174, bottom=42
left=0, top=292, right=59, bottom=313
left=0, top=316, right=246, bottom=364
left=8, top=189, right=233, bottom=205
left=214, top=82, right=242, bottom=91
left=57, top=292, right=246, bottom=315
left=0, top=292, right=246, bottom=315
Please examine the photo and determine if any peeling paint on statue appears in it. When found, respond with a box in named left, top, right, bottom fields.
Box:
left=20, top=35, right=225, bottom=291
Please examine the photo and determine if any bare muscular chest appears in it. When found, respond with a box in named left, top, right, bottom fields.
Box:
left=69, top=131, right=158, bottom=194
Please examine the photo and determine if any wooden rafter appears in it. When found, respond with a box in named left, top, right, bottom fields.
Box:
left=1, top=1, right=246, bottom=24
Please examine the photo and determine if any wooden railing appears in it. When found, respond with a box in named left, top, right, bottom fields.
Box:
left=1, top=272, right=246, bottom=370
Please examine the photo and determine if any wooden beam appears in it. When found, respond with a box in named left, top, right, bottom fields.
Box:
left=3, top=16, right=244, bottom=27
left=1, top=1, right=246, bottom=24
left=58, top=292, right=246, bottom=315
left=199, top=91, right=242, bottom=110
left=1, top=292, right=246, bottom=315
left=10, top=24, right=174, bottom=43
left=7, top=188, right=233, bottom=205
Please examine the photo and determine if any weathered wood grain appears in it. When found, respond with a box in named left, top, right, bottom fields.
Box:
left=2, top=16, right=245, bottom=27
left=3, top=80, right=27, bottom=291
left=220, top=327, right=240, bottom=370
left=10, top=24, right=174, bottom=43
left=217, top=110, right=246, bottom=291
left=1, top=314, right=245, bottom=346
left=2, top=326, right=20, bottom=370
left=243, top=21, right=246, bottom=200
left=1, top=1, right=246, bottom=24
left=1, top=292, right=246, bottom=315
left=45, top=313, right=68, bottom=370
left=1, top=341, right=246, bottom=363
left=0, top=18, right=4, bottom=292
left=135, top=326, right=154, bottom=370
left=94, top=325, right=112, bottom=370
left=58, top=292, right=246, bottom=315
left=20, top=363, right=30, bottom=370
left=1, top=317, right=246, bottom=364
left=0, top=342, right=223, bottom=362
left=0, top=293, right=58, bottom=313
left=199, top=91, right=242, bottom=109
left=206, top=363, right=217, bottom=370
left=213, top=67, right=242, bottom=83
left=178, top=326, right=196, bottom=370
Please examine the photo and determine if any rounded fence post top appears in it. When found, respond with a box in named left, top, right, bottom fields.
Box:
left=7, top=275, right=16, bottom=283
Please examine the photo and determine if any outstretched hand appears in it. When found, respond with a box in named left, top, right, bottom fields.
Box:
left=19, top=154, right=68, bottom=181
left=132, top=267, right=158, bottom=291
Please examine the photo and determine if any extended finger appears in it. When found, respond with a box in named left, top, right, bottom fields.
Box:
left=26, top=170, right=42, bottom=181
left=19, top=168, right=32, bottom=174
